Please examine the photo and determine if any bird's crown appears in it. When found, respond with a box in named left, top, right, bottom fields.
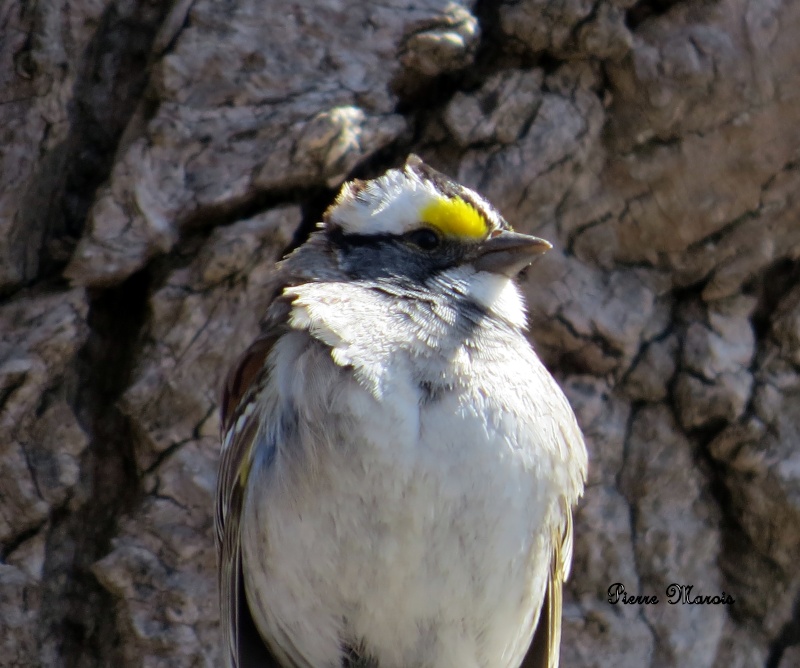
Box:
left=324, top=155, right=509, bottom=241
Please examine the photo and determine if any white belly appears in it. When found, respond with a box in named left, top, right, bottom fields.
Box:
left=241, top=363, right=558, bottom=668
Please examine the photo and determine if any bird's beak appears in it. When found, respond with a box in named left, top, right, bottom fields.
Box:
left=472, top=231, right=552, bottom=277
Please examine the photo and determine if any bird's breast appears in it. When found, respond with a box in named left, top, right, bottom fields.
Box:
left=241, top=338, right=560, bottom=668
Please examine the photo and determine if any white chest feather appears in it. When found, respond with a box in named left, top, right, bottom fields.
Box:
left=240, top=280, right=580, bottom=668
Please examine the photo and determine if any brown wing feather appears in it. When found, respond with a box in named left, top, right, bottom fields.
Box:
left=222, top=336, right=277, bottom=431
left=216, top=306, right=290, bottom=668
left=520, top=508, right=574, bottom=668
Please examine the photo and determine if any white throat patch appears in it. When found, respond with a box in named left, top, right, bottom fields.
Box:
left=464, top=270, right=528, bottom=330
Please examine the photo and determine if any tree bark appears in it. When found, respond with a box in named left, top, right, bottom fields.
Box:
left=1, top=0, right=799, bottom=666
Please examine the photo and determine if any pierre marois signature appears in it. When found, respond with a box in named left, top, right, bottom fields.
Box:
left=608, top=583, right=735, bottom=605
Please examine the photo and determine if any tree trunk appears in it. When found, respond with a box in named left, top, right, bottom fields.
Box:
left=1, top=0, right=799, bottom=666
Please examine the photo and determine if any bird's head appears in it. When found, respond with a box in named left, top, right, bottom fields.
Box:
left=321, top=155, right=551, bottom=287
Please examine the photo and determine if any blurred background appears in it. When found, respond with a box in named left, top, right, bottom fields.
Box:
left=1, top=0, right=798, bottom=666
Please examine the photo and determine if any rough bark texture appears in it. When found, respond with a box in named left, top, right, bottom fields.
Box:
left=1, top=0, right=799, bottom=666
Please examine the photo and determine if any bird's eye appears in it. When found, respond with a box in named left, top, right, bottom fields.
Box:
left=406, top=227, right=441, bottom=251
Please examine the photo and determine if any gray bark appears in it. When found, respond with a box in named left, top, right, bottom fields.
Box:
left=1, top=0, right=799, bottom=666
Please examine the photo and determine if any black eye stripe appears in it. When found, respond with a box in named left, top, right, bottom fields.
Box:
left=327, top=226, right=393, bottom=248
left=328, top=226, right=443, bottom=251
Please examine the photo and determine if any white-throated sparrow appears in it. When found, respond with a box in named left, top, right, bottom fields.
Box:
left=216, top=155, right=587, bottom=668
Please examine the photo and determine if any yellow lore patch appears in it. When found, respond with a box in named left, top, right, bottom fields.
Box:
left=420, top=197, right=488, bottom=240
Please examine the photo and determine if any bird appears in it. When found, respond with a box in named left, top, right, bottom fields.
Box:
left=215, top=154, right=587, bottom=668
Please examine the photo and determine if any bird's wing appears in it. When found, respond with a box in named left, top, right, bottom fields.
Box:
left=520, top=506, right=574, bottom=668
left=216, top=326, right=287, bottom=668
